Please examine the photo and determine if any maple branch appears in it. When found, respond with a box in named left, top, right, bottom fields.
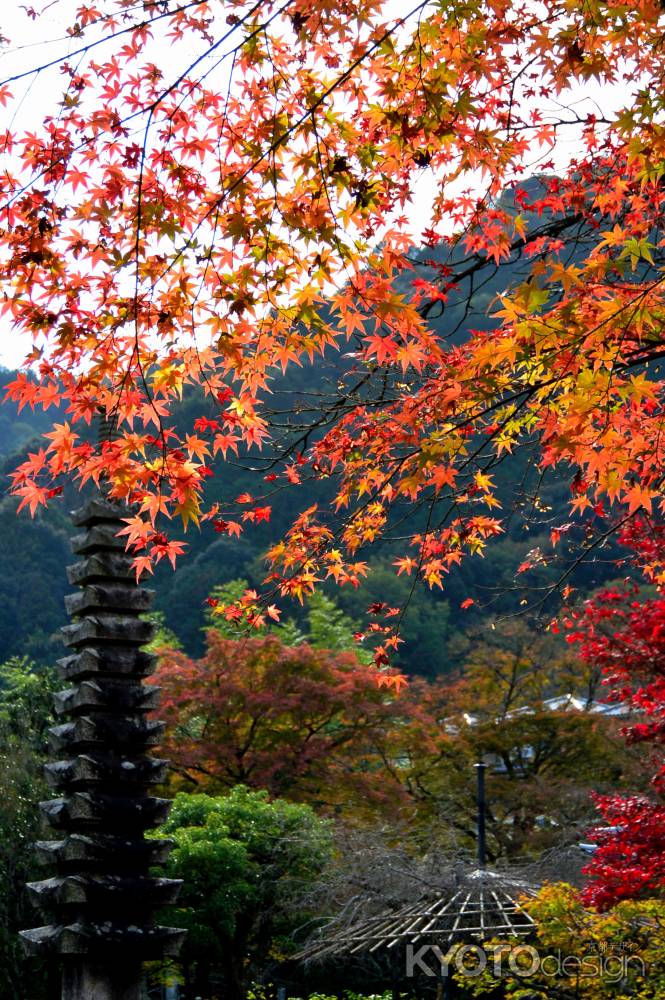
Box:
left=0, top=0, right=211, bottom=87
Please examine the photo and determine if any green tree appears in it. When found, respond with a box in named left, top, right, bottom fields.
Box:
left=157, top=787, right=332, bottom=1000
left=305, top=592, right=370, bottom=659
left=0, top=658, right=56, bottom=999
left=0, top=496, right=70, bottom=667
left=144, top=611, right=183, bottom=654
left=204, top=580, right=373, bottom=661
left=336, top=561, right=453, bottom=677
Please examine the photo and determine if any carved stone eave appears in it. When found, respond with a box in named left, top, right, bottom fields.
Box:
left=21, top=922, right=186, bottom=959
left=22, top=497, right=184, bottom=973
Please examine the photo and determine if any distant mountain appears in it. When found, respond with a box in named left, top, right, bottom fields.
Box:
left=0, top=369, right=59, bottom=457
left=0, top=185, right=624, bottom=672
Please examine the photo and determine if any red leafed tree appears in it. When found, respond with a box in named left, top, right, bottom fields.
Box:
left=567, top=519, right=665, bottom=907
left=6, top=3, right=665, bottom=639
left=581, top=796, right=665, bottom=909
left=151, top=632, right=410, bottom=811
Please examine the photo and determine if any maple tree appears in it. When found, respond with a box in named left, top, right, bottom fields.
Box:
left=5, top=0, right=665, bottom=654
left=151, top=631, right=408, bottom=808
left=396, top=625, right=644, bottom=860
left=565, top=519, right=665, bottom=909
left=152, top=621, right=641, bottom=851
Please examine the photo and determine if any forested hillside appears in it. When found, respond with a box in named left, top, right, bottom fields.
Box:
left=0, top=185, right=628, bottom=671
left=0, top=357, right=619, bottom=675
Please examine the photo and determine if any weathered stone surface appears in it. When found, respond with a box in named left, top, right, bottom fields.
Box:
left=34, top=834, right=173, bottom=870
left=64, top=584, right=154, bottom=618
left=27, top=874, right=181, bottom=910
left=71, top=524, right=127, bottom=555
left=70, top=499, right=126, bottom=528
left=62, top=960, right=144, bottom=1000
left=61, top=616, right=155, bottom=648
left=57, top=648, right=155, bottom=682
left=53, top=680, right=159, bottom=716
left=49, top=716, right=164, bottom=753
left=20, top=922, right=185, bottom=958
left=44, top=754, right=168, bottom=790
left=67, top=552, right=135, bottom=586
left=39, top=793, right=172, bottom=831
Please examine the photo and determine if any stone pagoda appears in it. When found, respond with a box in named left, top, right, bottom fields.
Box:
left=21, top=492, right=184, bottom=999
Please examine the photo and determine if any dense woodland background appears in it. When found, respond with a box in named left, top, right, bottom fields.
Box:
left=0, top=369, right=623, bottom=677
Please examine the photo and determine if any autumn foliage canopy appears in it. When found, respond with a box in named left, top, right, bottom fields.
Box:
left=566, top=520, right=665, bottom=908
left=152, top=632, right=403, bottom=804
left=3, top=0, right=665, bottom=652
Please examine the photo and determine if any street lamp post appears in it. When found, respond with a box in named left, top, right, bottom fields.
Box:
left=474, top=761, right=488, bottom=870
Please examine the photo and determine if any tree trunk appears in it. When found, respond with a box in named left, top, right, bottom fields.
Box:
left=222, top=950, right=249, bottom=1000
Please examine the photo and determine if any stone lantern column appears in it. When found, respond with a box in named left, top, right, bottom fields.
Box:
left=21, top=496, right=184, bottom=999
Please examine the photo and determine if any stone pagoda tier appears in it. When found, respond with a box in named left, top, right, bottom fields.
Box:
left=21, top=497, right=184, bottom=993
